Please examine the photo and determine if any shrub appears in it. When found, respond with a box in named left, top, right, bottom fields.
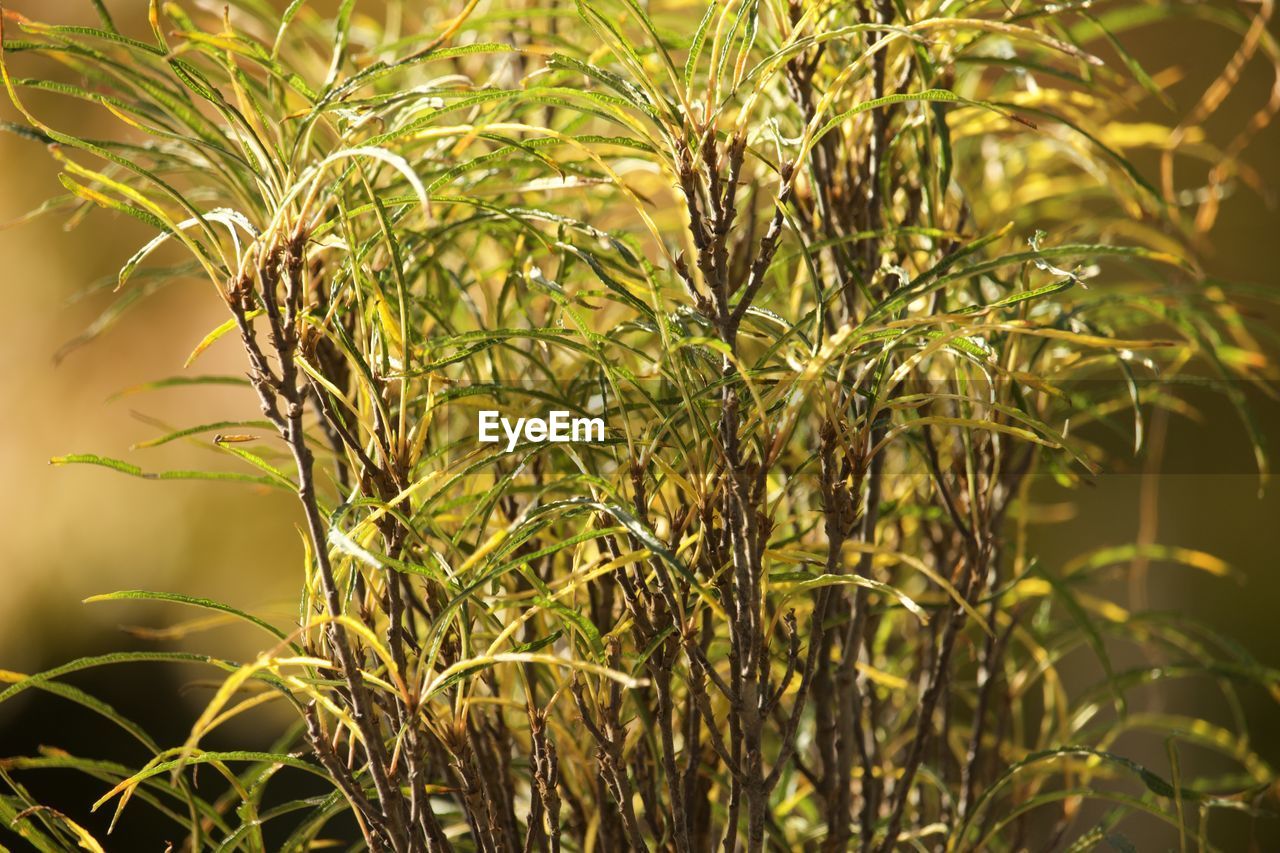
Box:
left=1, top=0, right=1276, bottom=850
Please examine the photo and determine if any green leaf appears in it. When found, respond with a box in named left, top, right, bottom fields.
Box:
left=49, top=454, right=287, bottom=489
left=107, top=375, right=250, bottom=402
left=83, top=590, right=296, bottom=650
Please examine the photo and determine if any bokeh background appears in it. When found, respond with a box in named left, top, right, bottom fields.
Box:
left=1, top=1, right=1278, bottom=849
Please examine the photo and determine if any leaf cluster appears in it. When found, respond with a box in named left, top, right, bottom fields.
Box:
left=2, top=0, right=1278, bottom=850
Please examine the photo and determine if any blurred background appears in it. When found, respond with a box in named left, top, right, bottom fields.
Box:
left=1, top=1, right=1278, bottom=849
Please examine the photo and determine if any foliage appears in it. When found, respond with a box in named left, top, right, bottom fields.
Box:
left=2, top=0, right=1278, bottom=850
